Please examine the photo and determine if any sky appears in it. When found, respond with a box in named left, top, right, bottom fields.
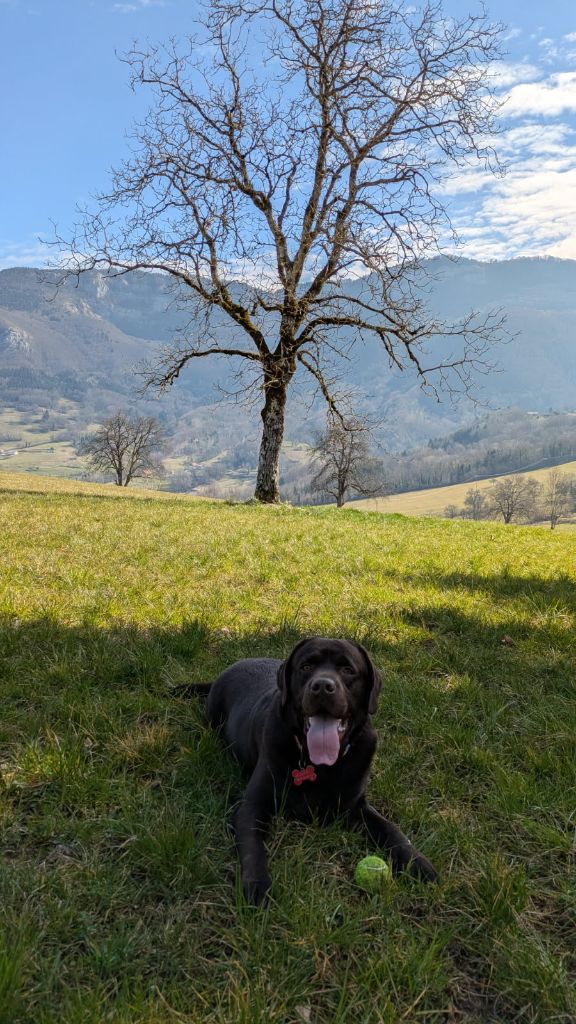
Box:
left=2, top=0, right=576, bottom=269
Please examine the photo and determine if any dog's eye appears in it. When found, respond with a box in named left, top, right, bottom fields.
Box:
left=300, top=663, right=313, bottom=673
left=341, top=665, right=356, bottom=676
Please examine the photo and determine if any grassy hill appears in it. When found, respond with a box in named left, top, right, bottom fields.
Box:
left=352, top=459, right=576, bottom=526
left=0, top=472, right=574, bottom=1023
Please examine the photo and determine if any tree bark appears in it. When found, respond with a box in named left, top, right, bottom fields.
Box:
left=254, top=383, right=288, bottom=503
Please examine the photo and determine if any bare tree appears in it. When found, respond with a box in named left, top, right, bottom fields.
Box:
left=443, top=504, right=460, bottom=519
left=541, top=469, right=574, bottom=529
left=310, top=415, right=386, bottom=507
left=60, top=0, right=505, bottom=503
left=78, top=412, right=165, bottom=486
left=488, top=475, right=541, bottom=525
left=462, top=485, right=489, bottom=520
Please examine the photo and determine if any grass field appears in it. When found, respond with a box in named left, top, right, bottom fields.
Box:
left=0, top=471, right=574, bottom=1023
left=0, top=405, right=83, bottom=479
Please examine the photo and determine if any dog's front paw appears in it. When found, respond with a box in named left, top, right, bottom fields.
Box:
left=407, top=850, right=438, bottom=883
left=242, top=870, right=272, bottom=906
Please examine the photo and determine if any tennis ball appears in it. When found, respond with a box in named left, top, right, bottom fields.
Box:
left=354, top=855, right=392, bottom=892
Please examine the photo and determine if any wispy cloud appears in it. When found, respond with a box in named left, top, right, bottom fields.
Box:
left=112, top=0, right=166, bottom=13
left=488, top=60, right=542, bottom=89
left=0, top=238, right=52, bottom=271
left=503, top=27, right=522, bottom=43
left=537, top=37, right=561, bottom=63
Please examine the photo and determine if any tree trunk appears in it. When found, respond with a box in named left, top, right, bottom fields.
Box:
left=254, top=383, right=288, bottom=503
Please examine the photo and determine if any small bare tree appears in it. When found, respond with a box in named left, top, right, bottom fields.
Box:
left=60, top=0, right=505, bottom=503
left=541, top=469, right=574, bottom=529
left=488, top=475, right=540, bottom=525
left=78, top=412, right=165, bottom=486
left=310, top=415, right=386, bottom=507
left=443, top=504, right=460, bottom=519
left=463, top=486, right=489, bottom=520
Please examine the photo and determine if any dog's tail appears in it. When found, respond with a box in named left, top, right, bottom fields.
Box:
left=171, top=681, right=213, bottom=700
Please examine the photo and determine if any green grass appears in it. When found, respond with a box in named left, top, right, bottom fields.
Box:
left=0, top=471, right=574, bottom=1023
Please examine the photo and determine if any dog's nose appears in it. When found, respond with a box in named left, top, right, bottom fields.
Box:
left=310, top=676, right=337, bottom=696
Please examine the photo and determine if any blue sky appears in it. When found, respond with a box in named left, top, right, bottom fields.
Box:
left=2, top=0, right=576, bottom=268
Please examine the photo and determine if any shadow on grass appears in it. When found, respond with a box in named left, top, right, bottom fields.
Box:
left=1, top=583, right=573, bottom=810
left=1, top=593, right=573, bottom=845
left=381, top=566, right=576, bottom=611
left=0, top=554, right=573, bottom=725
left=0, top=602, right=574, bottom=1022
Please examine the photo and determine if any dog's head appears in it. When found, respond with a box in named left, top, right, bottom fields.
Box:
left=277, top=637, right=382, bottom=766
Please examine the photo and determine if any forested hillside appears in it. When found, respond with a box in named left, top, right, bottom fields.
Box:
left=1, top=257, right=575, bottom=494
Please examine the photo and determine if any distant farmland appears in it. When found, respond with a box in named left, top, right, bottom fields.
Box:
left=352, top=459, right=576, bottom=526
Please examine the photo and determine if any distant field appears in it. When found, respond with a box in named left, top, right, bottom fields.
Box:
left=352, top=459, right=576, bottom=525
left=0, top=471, right=574, bottom=1023
left=0, top=403, right=84, bottom=479
left=4, top=401, right=575, bottom=517
left=0, top=404, right=177, bottom=488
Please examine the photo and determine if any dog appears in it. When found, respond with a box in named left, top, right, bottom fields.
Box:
left=203, top=637, right=438, bottom=904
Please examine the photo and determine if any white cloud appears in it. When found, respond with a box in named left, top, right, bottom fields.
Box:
left=441, top=113, right=576, bottom=261
left=506, top=72, right=576, bottom=117
left=500, top=121, right=575, bottom=157
left=439, top=166, right=497, bottom=197
left=112, top=0, right=166, bottom=12
left=488, top=61, right=541, bottom=89
left=537, top=37, right=561, bottom=63
left=564, top=32, right=576, bottom=43
left=0, top=238, right=52, bottom=270
left=457, top=165, right=576, bottom=259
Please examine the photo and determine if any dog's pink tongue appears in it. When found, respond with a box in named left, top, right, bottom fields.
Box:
left=307, top=716, right=341, bottom=766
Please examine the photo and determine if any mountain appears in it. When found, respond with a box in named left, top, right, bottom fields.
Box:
left=0, top=266, right=217, bottom=400
left=1, top=258, right=575, bottom=488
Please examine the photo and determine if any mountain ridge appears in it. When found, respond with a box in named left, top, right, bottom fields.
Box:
left=1, top=258, right=575, bottom=485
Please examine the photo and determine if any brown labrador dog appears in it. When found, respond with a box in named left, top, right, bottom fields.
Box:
left=204, top=637, right=437, bottom=904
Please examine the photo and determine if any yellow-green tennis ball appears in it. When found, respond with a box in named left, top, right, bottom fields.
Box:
left=355, top=855, right=392, bottom=892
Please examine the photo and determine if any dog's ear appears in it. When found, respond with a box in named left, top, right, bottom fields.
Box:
left=277, top=638, right=310, bottom=709
left=276, top=658, right=290, bottom=709
left=351, top=641, right=383, bottom=715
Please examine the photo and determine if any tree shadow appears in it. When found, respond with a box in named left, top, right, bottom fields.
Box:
left=0, top=603, right=572, bottom=911
left=1, top=571, right=572, bottom=723
left=380, top=567, right=575, bottom=613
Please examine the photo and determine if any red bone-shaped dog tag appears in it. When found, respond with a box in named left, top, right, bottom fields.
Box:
left=292, top=764, right=317, bottom=786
